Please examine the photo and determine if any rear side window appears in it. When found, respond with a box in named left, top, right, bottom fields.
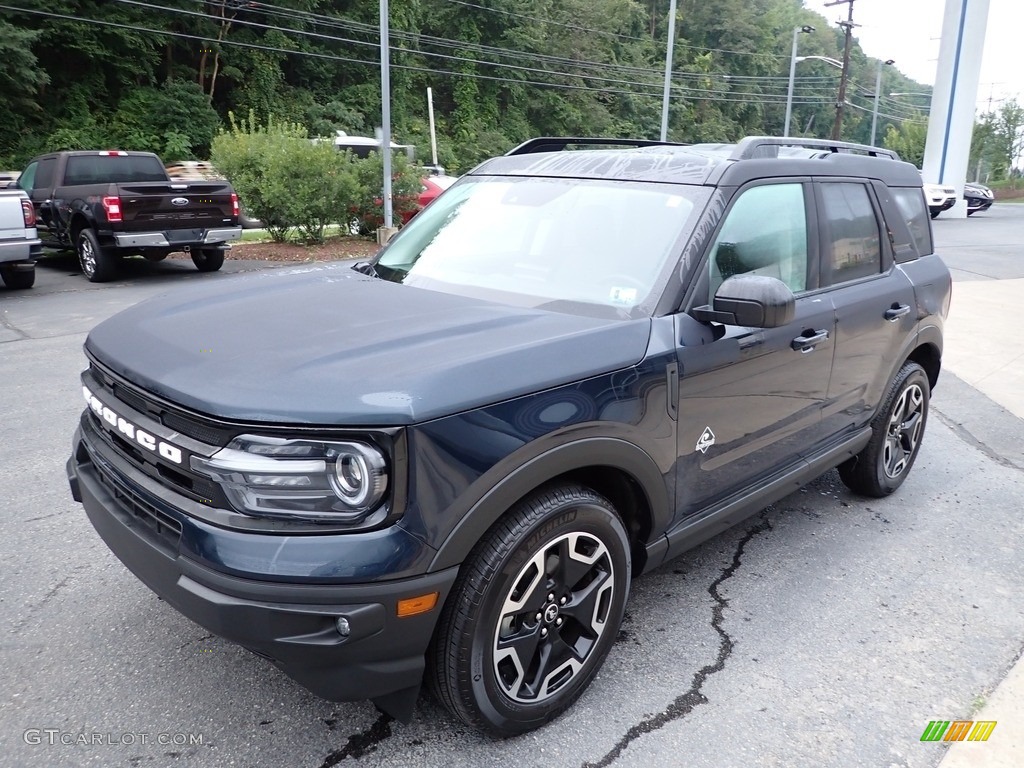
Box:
left=890, top=187, right=933, bottom=257
left=819, top=182, right=881, bottom=286
left=64, top=155, right=168, bottom=185
left=34, top=158, right=56, bottom=189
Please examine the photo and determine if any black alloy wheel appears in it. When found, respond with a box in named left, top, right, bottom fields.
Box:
left=839, top=361, right=930, bottom=497
left=430, top=484, right=630, bottom=736
left=77, top=229, right=117, bottom=283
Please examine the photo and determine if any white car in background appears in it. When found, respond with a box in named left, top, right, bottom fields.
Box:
left=922, top=181, right=957, bottom=218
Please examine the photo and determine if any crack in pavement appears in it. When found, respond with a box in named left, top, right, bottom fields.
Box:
left=932, top=407, right=1023, bottom=472
left=318, top=712, right=393, bottom=767
left=582, top=516, right=773, bottom=768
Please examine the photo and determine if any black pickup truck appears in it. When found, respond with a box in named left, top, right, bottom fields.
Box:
left=16, top=150, right=241, bottom=282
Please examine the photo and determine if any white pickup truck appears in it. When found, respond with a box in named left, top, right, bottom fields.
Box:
left=0, top=187, right=41, bottom=289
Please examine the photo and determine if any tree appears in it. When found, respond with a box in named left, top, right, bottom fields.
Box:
left=882, top=119, right=927, bottom=169
left=994, top=99, right=1024, bottom=177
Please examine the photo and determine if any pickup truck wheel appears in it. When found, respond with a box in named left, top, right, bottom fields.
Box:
left=429, top=484, right=630, bottom=736
left=192, top=248, right=225, bottom=272
left=0, top=264, right=35, bottom=289
left=77, top=229, right=116, bottom=282
left=839, top=361, right=930, bottom=497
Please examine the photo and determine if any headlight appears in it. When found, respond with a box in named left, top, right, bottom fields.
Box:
left=191, top=434, right=388, bottom=522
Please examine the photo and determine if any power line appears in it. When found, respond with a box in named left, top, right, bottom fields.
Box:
left=170, top=0, right=818, bottom=90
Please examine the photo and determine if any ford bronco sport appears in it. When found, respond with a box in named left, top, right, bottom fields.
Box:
left=67, top=136, right=950, bottom=735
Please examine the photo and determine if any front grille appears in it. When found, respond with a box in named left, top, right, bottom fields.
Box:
left=85, top=410, right=224, bottom=506
left=86, top=361, right=230, bottom=507
left=162, top=410, right=230, bottom=445
left=112, top=382, right=153, bottom=417
left=91, top=451, right=182, bottom=550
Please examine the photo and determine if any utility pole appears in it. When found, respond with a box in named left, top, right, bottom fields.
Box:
left=660, top=0, right=678, bottom=141
left=827, top=0, right=856, bottom=140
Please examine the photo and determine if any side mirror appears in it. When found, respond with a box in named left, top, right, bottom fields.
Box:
left=351, top=260, right=378, bottom=276
left=692, top=275, right=796, bottom=328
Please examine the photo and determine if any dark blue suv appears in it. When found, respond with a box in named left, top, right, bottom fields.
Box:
left=67, top=137, right=950, bottom=735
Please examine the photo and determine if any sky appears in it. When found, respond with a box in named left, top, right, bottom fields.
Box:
left=800, top=0, right=1021, bottom=114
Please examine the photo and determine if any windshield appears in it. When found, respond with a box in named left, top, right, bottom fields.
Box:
left=375, top=176, right=709, bottom=318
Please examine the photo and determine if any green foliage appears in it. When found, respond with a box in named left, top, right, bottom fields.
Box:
left=2, top=0, right=937, bottom=174
left=883, top=121, right=927, bottom=169
left=212, top=113, right=363, bottom=243
left=349, top=152, right=423, bottom=233
left=110, top=81, right=221, bottom=160
left=211, top=113, right=307, bottom=241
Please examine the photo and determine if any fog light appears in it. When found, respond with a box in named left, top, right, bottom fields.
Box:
left=335, top=616, right=351, bottom=637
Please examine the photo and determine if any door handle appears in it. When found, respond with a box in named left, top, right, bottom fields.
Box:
left=884, top=304, right=911, bottom=322
left=791, top=329, right=829, bottom=352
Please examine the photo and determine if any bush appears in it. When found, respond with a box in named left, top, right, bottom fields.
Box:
left=266, top=141, right=360, bottom=243
left=211, top=113, right=362, bottom=243
left=349, top=151, right=423, bottom=233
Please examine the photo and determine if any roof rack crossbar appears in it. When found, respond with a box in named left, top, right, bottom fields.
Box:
left=730, top=137, right=901, bottom=161
left=505, top=137, right=687, bottom=156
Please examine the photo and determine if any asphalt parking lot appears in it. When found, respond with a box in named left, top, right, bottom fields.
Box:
left=1, top=210, right=1023, bottom=768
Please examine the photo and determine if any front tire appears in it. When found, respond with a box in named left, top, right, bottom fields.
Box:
left=429, top=484, right=630, bottom=736
left=839, top=361, right=930, bottom=497
left=192, top=247, right=225, bottom=272
left=77, top=229, right=117, bottom=282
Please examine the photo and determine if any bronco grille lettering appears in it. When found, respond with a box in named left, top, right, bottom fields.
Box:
left=82, top=385, right=184, bottom=465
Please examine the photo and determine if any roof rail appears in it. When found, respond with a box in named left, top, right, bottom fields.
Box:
left=730, top=136, right=901, bottom=161
left=505, top=137, right=687, bottom=156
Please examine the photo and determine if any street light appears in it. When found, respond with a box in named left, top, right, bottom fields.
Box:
left=797, top=55, right=844, bottom=69
left=870, top=59, right=896, bottom=146
left=784, top=25, right=815, bottom=137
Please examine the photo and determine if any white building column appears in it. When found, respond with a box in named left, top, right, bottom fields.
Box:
left=922, top=0, right=990, bottom=219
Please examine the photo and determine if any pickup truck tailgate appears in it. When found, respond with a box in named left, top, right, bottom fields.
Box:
left=0, top=191, right=27, bottom=234
left=115, top=181, right=236, bottom=232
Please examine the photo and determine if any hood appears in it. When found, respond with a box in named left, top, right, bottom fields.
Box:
left=85, top=263, right=652, bottom=425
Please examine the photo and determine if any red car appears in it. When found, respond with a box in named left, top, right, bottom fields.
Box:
left=356, top=175, right=459, bottom=232
left=402, top=174, right=458, bottom=224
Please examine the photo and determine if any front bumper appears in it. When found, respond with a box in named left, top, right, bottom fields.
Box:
left=68, top=427, right=458, bottom=705
left=966, top=197, right=994, bottom=212
left=113, top=227, right=242, bottom=248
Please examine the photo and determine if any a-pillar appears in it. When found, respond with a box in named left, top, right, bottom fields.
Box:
left=922, top=0, right=990, bottom=219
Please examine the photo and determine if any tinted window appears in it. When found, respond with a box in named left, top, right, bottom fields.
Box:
left=34, top=158, right=56, bottom=189
left=708, top=183, right=808, bottom=297
left=820, top=183, right=881, bottom=285
left=18, top=162, right=37, bottom=191
left=890, top=187, right=932, bottom=258
left=64, top=155, right=168, bottom=185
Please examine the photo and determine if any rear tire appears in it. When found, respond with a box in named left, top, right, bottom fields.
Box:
left=839, top=361, right=930, bottom=497
left=429, top=484, right=630, bottom=736
left=0, top=264, right=35, bottom=289
left=191, top=248, right=225, bottom=272
left=77, top=228, right=117, bottom=283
